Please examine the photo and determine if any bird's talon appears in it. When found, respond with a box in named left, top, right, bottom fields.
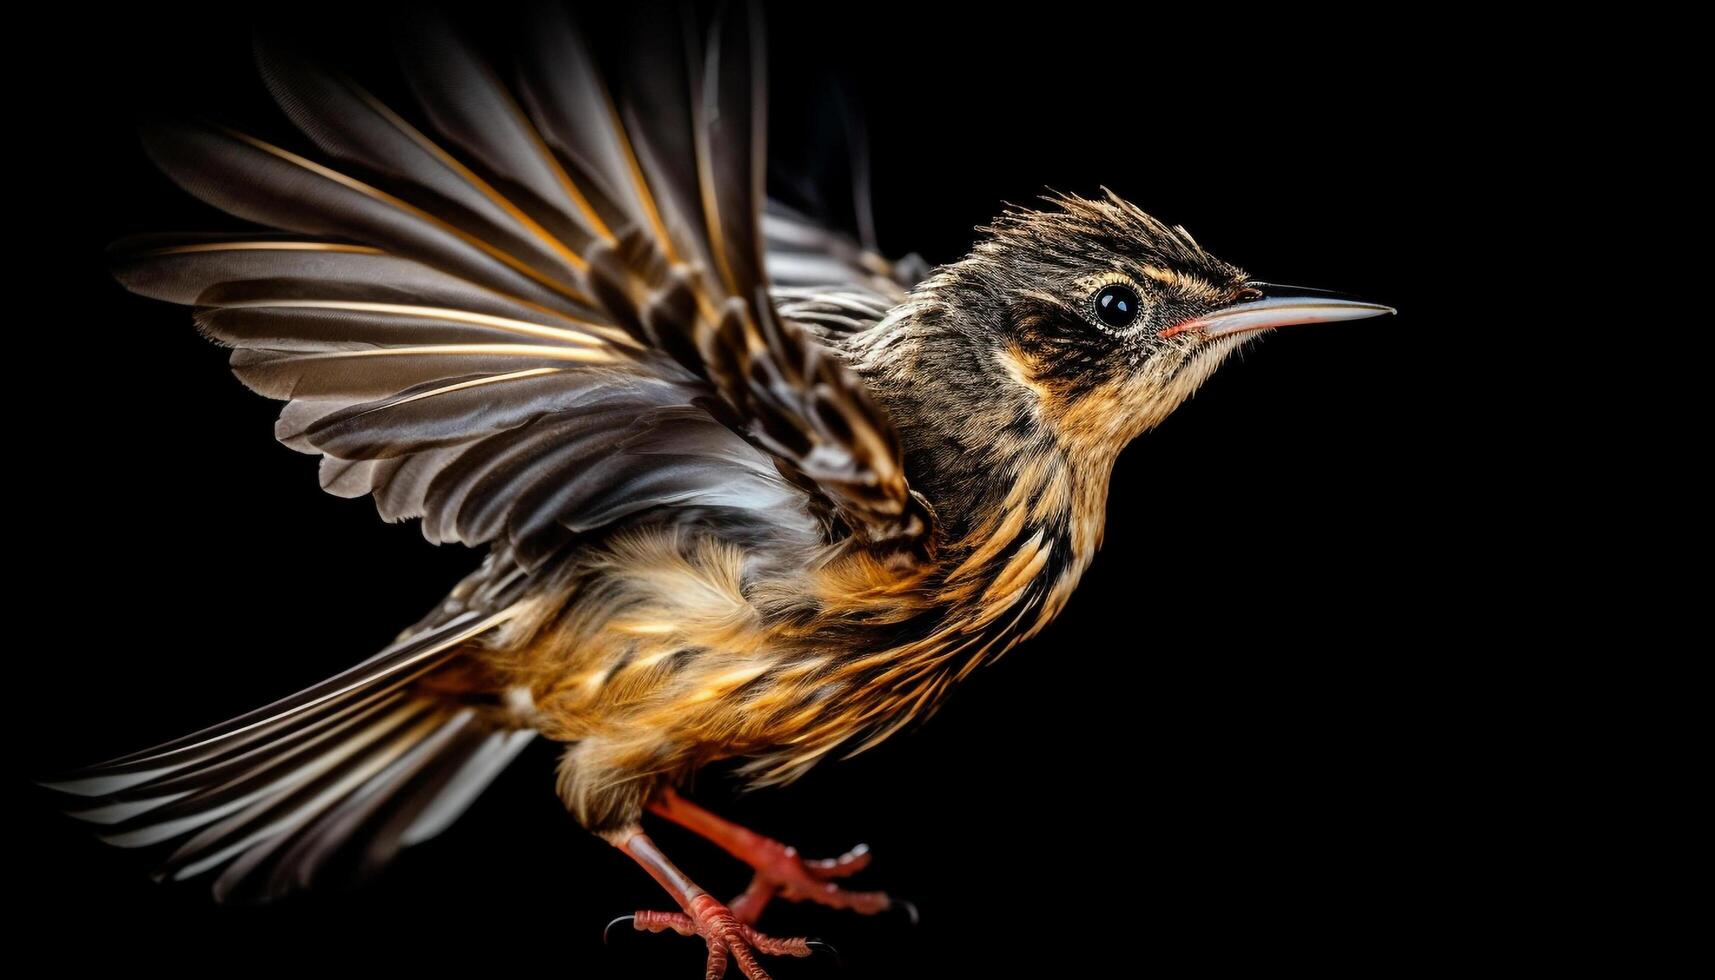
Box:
left=603, top=913, right=635, bottom=944
left=619, top=894, right=812, bottom=979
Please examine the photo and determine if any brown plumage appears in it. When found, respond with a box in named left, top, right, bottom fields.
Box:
left=50, top=6, right=1391, bottom=977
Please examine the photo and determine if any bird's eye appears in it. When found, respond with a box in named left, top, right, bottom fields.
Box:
left=1093, top=283, right=1141, bottom=329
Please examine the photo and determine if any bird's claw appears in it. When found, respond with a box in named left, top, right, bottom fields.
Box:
left=603, top=913, right=636, bottom=945
left=805, top=939, right=841, bottom=965
left=617, top=894, right=813, bottom=980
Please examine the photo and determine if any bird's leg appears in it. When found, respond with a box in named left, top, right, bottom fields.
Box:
left=649, top=786, right=894, bottom=924
left=607, top=827, right=814, bottom=980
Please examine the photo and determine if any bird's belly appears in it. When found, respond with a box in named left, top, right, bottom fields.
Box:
left=486, top=527, right=838, bottom=751
left=493, top=506, right=1088, bottom=795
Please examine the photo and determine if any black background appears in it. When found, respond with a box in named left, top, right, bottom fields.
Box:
left=18, top=3, right=1522, bottom=976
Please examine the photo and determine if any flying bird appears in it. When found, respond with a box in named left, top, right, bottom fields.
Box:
left=50, top=6, right=1393, bottom=977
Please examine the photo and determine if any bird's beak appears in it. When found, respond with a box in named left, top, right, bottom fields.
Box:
left=1158, top=281, right=1396, bottom=339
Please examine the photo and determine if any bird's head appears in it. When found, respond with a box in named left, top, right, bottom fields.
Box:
left=870, top=190, right=1393, bottom=473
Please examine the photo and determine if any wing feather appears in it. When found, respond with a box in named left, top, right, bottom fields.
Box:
left=256, top=37, right=596, bottom=283
left=393, top=12, right=614, bottom=247
left=117, top=4, right=928, bottom=564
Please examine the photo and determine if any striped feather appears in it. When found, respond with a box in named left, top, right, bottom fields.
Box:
left=118, top=3, right=932, bottom=560
left=45, top=610, right=536, bottom=902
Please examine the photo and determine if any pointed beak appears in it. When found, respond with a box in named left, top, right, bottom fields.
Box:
left=1159, top=282, right=1396, bottom=339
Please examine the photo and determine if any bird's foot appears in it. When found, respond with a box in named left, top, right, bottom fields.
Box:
left=650, top=787, right=912, bottom=926
left=728, top=839, right=899, bottom=924
left=618, top=893, right=818, bottom=980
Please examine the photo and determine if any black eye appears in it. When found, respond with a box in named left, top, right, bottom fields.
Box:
left=1093, top=283, right=1141, bottom=329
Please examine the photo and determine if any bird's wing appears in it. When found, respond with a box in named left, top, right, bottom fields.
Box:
left=760, top=63, right=931, bottom=317
left=764, top=202, right=931, bottom=313
left=764, top=201, right=933, bottom=346
left=116, top=6, right=932, bottom=567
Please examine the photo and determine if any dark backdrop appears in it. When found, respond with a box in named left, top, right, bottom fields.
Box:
left=19, top=3, right=1506, bottom=976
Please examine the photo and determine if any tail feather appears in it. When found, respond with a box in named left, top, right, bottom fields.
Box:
left=46, top=608, right=536, bottom=901
left=51, top=609, right=511, bottom=798
left=102, top=691, right=428, bottom=851
left=161, top=699, right=447, bottom=883
left=398, top=726, right=535, bottom=847
left=217, top=717, right=533, bottom=904
left=72, top=685, right=414, bottom=833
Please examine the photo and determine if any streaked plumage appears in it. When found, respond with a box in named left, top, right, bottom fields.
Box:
left=52, top=5, right=1391, bottom=975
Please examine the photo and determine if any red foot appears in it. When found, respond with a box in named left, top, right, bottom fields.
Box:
left=629, top=893, right=813, bottom=980
left=728, top=839, right=892, bottom=924
left=649, top=788, right=901, bottom=926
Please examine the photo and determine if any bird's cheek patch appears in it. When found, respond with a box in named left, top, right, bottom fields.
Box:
left=997, top=344, right=1053, bottom=404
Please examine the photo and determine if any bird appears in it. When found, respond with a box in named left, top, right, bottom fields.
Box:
left=47, top=5, right=1394, bottom=978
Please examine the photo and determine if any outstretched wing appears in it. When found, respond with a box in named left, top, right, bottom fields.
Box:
left=764, top=197, right=930, bottom=306
left=765, top=201, right=931, bottom=342
left=116, top=5, right=932, bottom=567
